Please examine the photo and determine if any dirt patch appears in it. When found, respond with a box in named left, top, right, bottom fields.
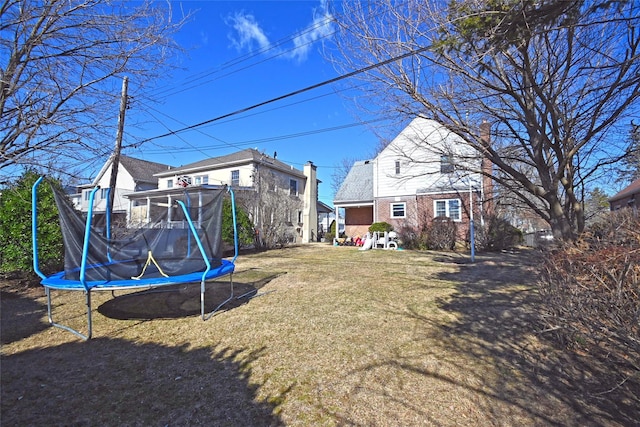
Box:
left=98, top=272, right=284, bottom=319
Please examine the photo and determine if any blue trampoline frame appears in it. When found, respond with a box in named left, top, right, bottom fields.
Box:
left=32, top=177, right=239, bottom=340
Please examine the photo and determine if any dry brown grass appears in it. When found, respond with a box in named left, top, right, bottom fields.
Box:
left=1, top=244, right=637, bottom=426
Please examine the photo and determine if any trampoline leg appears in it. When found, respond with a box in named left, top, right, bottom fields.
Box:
left=201, top=279, right=206, bottom=320
left=202, top=273, right=234, bottom=321
left=45, top=287, right=92, bottom=341
left=86, top=291, right=93, bottom=340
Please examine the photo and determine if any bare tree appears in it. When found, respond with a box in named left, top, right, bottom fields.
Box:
left=617, top=121, right=640, bottom=184
left=331, top=156, right=359, bottom=195
left=328, top=0, right=640, bottom=240
left=1, top=0, right=189, bottom=180
left=238, top=167, right=303, bottom=249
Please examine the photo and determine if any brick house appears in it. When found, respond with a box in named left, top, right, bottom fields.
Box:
left=609, top=177, right=640, bottom=215
left=334, top=117, right=493, bottom=240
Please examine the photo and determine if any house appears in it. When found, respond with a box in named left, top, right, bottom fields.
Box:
left=74, top=155, right=171, bottom=226
left=334, top=117, right=493, bottom=241
left=125, top=148, right=322, bottom=244
left=609, top=177, right=640, bottom=215
left=317, top=201, right=341, bottom=236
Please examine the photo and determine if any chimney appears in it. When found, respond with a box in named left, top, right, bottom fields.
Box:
left=302, top=161, right=318, bottom=243
left=480, top=120, right=494, bottom=217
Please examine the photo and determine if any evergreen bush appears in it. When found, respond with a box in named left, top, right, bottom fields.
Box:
left=222, top=198, right=255, bottom=248
left=368, top=221, right=393, bottom=233
left=0, top=171, right=63, bottom=276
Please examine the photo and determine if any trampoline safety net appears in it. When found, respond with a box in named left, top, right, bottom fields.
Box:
left=51, top=185, right=225, bottom=283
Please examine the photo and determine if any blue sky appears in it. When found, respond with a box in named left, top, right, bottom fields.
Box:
left=123, top=0, right=389, bottom=205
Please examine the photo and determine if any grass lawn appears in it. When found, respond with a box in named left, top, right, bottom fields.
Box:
left=1, top=244, right=637, bottom=426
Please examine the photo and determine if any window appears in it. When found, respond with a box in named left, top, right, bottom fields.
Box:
left=167, top=179, right=173, bottom=188
left=84, top=190, right=91, bottom=201
left=194, top=175, right=208, bottom=185
left=395, top=160, right=401, bottom=175
left=440, top=155, right=455, bottom=173
left=391, top=202, right=406, bottom=218
left=434, top=199, right=461, bottom=221
left=231, top=170, right=239, bottom=186
left=289, top=179, right=298, bottom=196
left=100, top=188, right=109, bottom=199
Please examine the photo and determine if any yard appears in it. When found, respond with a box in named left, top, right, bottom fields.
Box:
left=1, top=244, right=637, bottom=426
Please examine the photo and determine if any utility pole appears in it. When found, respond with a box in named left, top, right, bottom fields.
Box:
left=107, top=76, right=129, bottom=222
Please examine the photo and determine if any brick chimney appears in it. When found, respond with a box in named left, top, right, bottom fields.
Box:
left=480, top=120, right=494, bottom=217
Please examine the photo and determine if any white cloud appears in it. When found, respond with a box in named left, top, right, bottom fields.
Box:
left=287, top=0, right=334, bottom=62
left=226, top=0, right=333, bottom=63
left=226, top=11, right=271, bottom=52
left=200, top=31, right=209, bottom=46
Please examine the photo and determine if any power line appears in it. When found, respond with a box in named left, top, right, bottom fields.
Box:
left=138, top=1, right=409, bottom=107
left=136, top=43, right=431, bottom=145
left=144, top=10, right=338, bottom=102
left=141, top=118, right=384, bottom=155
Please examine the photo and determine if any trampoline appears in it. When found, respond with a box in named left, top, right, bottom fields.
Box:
left=32, top=177, right=239, bottom=340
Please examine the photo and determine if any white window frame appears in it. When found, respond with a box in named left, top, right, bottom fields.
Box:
left=167, top=179, right=173, bottom=188
left=231, top=170, right=240, bottom=186
left=395, top=160, right=401, bottom=175
left=440, top=155, right=455, bottom=174
left=434, top=199, right=461, bottom=221
left=194, top=175, right=208, bottom=185
left=390, top=202, right=406, bottom=218
left=100, top=188, right=109, bottom=199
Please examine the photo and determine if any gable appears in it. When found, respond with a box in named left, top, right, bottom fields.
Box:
left=375, top=117, right=481, bottom=197
left=91, top=155, right=170, bottom=188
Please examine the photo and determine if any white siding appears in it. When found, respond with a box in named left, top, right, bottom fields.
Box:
left=159, top=164, right=257, bottom=189
left=374, top=118, right=481, bottom=198
left=81, top=167, right=135, bottom=212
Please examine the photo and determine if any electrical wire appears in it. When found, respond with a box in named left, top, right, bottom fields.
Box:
left=135, top=43, right=431, bottom=145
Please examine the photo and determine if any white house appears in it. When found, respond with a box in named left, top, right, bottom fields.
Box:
left=334, top=117, right=493, bottom=239
left=75, top=155, right=171, bottom=226
left=125, top=148, right=322, bottom=244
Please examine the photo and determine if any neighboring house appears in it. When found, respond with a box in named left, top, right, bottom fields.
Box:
left=334, top=117, right=493, bottom=240
left=125, top=148, right=322, bottom=244
left=609, top=177, right=640, bottom=215
left=75, top=155, right=171, bottom=226
left=317, top=201, right=340, bottom=236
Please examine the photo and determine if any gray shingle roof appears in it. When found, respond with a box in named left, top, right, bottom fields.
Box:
left=119, top=155, right=171, bottom=185
left=156, top=148, right=305, bottom=178
left=334, top=160, right=374, bottom=204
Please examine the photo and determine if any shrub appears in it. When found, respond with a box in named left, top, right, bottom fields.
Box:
left=474, top=215, right=523, bottom=251
left=368, top=222, right=393, bottom=233
left=324, top=220, right=337, bottom=242
left=397, top=224, right=425, bottom=250
left=0, top=171, right=64, bottom=276
left=426, top=216, right=457, bottom=250
left=538, top=209, right=639, bottom=367
left=222, top=198, right=254, bottom=248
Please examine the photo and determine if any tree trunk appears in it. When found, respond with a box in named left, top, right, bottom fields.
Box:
left=548, top=198, right=575, bottom=241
